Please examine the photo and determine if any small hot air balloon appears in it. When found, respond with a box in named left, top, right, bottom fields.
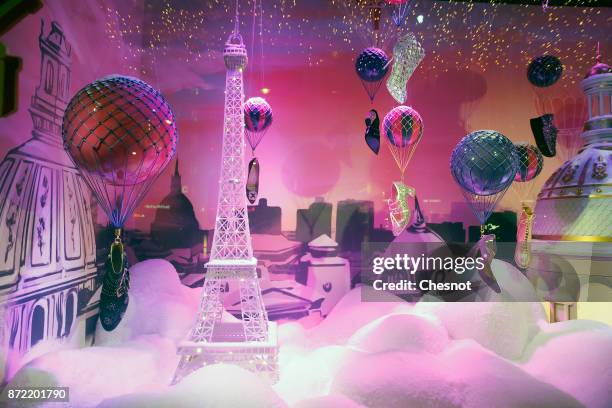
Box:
left=514, top=143, right=544, bottom=183
left=355, top=47, right=390, bottom=102
left=527, top=55, right=563, bottom=88
left=244, top=96, right=273, bottom=153
left=450, top=130, right=518, bottom=226
left=383, top=105, right=423, bottom=180
left=243, top=97, right=272, bottom=204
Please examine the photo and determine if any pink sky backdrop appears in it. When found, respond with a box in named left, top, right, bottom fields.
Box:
left=1, top=1, right=609, bottom=232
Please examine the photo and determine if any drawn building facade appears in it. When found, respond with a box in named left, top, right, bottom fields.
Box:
left=0, top=21, right=99, bottom=382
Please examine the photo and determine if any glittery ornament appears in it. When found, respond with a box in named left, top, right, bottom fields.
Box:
left=386, top=33, right=424, bottom=104
left=527, top=55, right=563, bottom=87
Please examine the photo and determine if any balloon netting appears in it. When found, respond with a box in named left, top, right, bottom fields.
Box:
left=356, top=47, right=390, bottom=101
left=62, top=75, right=178, bottom=227
left=533, top=90, right=586, bottom=161
left=383, top=105, right=423, bottom=176
left=450, top=130, right=518, bottom=196
left=514, top=143, right=543, bottom=183
left=462, top=188, right=509, bottom=225
left=244, top=97, right=273, bottom=152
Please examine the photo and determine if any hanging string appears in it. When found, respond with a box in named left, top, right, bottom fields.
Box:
left=234, top=0, right=240, bottom=34
left=249, top=0, right=257, bottom=97
left=259, top=0, right=265, bottom=93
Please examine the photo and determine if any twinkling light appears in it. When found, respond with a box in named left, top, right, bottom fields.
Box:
left=100, top=0, right=609, bottom=76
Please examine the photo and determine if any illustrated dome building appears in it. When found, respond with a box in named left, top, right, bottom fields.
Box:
left=150, top=159, right=202, bottom=249
left=0, top=21, right=98, bottom=382
left=533, top=58, right=612, bottom=240
left=530, top=54, right=612, bottom=319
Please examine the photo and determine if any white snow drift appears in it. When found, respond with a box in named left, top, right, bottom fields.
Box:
left=3, top=258, right=610, bottom=408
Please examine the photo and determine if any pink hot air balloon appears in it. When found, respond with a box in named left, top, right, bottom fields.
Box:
left=244, top=97, right=273, bottom=153
left=383, top=105, right=424, bottom=179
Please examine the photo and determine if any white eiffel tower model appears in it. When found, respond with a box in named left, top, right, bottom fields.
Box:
left=172, top=9, right=278, bottom=384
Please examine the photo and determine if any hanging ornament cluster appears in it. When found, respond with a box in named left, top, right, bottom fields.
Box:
left=450, top=130, right=518, bottom=225
left=355, top=47, right=390, bottom=102
left=511, top=142, right=544, bottom=270
left=383, top=105, right=423, bottom=179
left=527, top=55, right=563, bottom=88
left=62, top=75, right=178, bottom=331
left=386, top=0, right=412, bottom=27
left=450, top=130, right=516, bottom=293
left=243, top=97, right=273, bottom=204
left=382, top=105, right=423, bottom=236
left=386, top=32, right=425, bottom=104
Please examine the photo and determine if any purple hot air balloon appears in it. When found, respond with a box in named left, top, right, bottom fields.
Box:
left=450, top=130, right=518, bottom=224
left=355, top=47, right=390, bottom=102
left=244, top=97, right=273, bottom=153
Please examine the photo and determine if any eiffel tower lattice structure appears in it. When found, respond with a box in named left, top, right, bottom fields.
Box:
left=172, top=13, right=278, bottom=385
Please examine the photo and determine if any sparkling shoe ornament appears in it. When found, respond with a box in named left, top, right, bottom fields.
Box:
left=514, top=202, right=535, bottom=269
left=531, top=114, right=558, bottom=157
left=387, top=181, right=415, bottom=236
left=99, top=229, right=130, bottom=331
left=246, top=157, right=260, bottom=204
left=386, top=33, right=425, bottom=104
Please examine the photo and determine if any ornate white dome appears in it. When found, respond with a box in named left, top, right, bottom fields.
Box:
left=533, top=71, right=612, bottom=242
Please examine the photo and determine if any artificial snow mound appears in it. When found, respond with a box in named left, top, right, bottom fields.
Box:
left=5, top=336, right=177, bottom=408
left=307, top=286, right=412, bottom=346
left=275, top=345, right=365, bottom=405
left=347, top=312, right=449, bottom=354
left=473, top=259, right=541, bottom=302
left=95, top=259, right=200, bottom=345
left=4, top=257, right=610, bottom=408
left=410, top=300, right=546, bottom=360
left=98, top=363, right=286, bottom=408
left=292, top=393, right=366, bottom=408
left=523, top=328, right=612, bottom=408
left=330, top=342, right=582, bottom=408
